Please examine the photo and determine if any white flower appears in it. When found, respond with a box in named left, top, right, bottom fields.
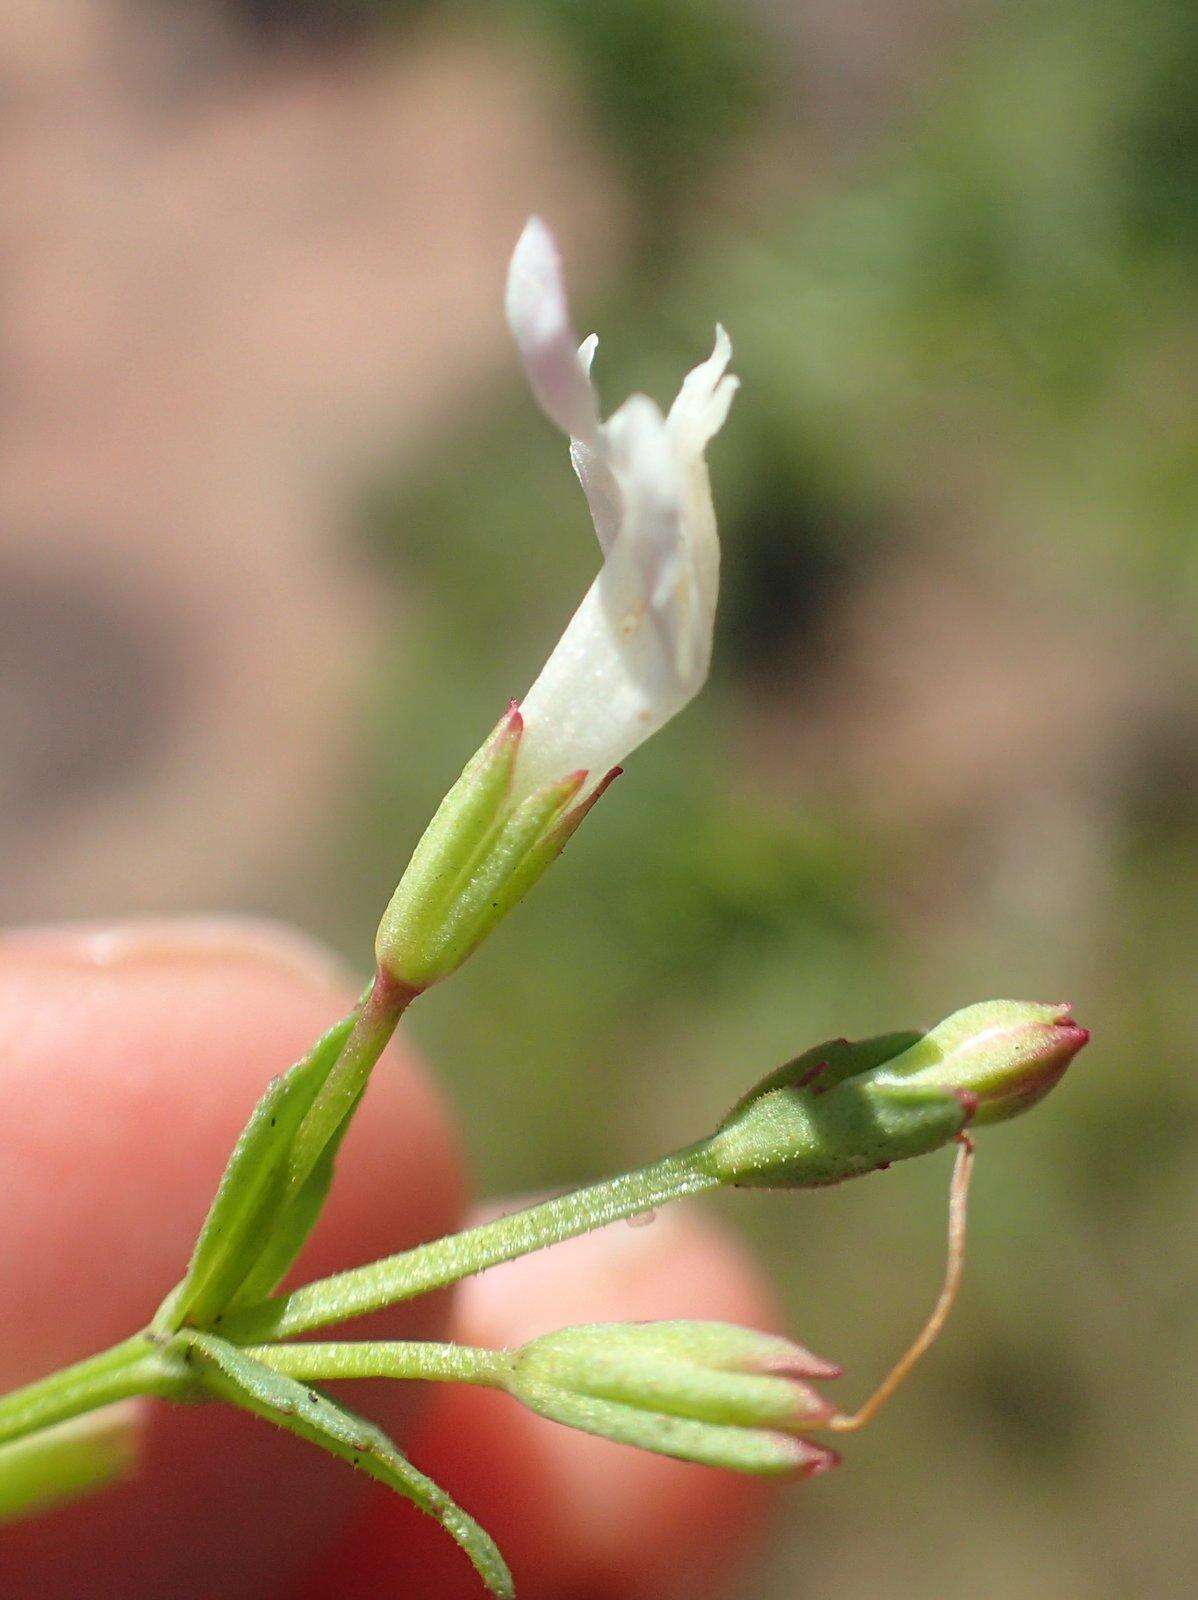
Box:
left=504, top=217, right=737, bottom=802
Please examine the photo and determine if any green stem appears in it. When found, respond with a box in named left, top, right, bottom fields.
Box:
left=220, top=1145, right=718, bottom=1343
left=0, top=1336, right=184, bottom=1449
left=244, top=1340, right=510, bottom=1387
left=284, top=968, right=418, bottom=1199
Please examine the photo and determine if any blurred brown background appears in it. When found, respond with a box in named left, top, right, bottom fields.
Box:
left=2, top=2, right=1196, bottom=1596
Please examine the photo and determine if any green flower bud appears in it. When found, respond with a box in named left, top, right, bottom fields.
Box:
left=701, top=1001, right=1087, bottom=1189
left=505, top=1321, right=839, bottom=1477
left=702, top=1032, right=967, bottom=1189
left=375, top=704, right=617, bottom=989
left=867, top=1000, right=1089, bottom=1126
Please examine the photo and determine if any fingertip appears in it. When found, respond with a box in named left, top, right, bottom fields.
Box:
left=0, top=917, right=464, bottom=1598
left=0, top=916, right=356, bottom=992
left=0, top=916, right=463, bottom=1363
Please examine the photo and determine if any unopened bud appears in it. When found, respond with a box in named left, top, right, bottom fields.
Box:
left=702, top=1000, right=1086, bottom=1189
left=375, top=705, right=617, bottom=988
left=504, top=1320, right=839, bottom=1477
left=867, top=1000, right=1089, bottom=1126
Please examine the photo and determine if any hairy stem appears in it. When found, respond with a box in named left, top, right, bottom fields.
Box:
left=0, top=1337, right=184, bottom=1450
left=283, top=967, right=418, bottom=1198
left=244, top=1340, right=511, bottom=1387
left=220, top=1146, right=718, bottom=1342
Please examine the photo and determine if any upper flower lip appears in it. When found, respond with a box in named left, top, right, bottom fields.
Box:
left=503, top=217, right=737, bottom=803
left=505, top=217, right=602, bottom=446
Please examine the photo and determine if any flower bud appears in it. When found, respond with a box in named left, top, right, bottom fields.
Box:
left=375, top=705, right=616, bottom=989
left=702, top=1031, right=969, bottom=1190
left=867, top=1000, right=1089, bottom=1126
left=701, top=1001, right=1087, bottom=1189
left=504, top=1321, right=839, bottom=1477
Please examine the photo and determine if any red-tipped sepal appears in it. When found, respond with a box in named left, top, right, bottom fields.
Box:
left=504, top=1320, right=842, bottom=1477
left=375, top=713, right=621, bottom=988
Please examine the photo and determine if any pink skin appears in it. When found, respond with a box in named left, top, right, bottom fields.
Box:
left=1, top=921, right=781, bottom=1600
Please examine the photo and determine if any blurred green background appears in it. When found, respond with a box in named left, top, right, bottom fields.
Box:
left=2, top=0, right=1195, bottom=1595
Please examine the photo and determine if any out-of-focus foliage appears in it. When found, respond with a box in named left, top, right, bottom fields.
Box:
left=214, top=0, right=768, bottom=259
left=507, top=0, right=769, bottom=248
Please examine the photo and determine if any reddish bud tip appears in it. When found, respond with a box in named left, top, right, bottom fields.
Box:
left=792, top=1439, right=841, bottom=1478
left=767, top=1353, right=844, bottom=1383
left=794, top=1061, right=828, bottom=1091
left=756, top=1339, right=843, bottom=1383
left=585, top=765, right=623, bottom=806
left=876, top=1000, right=1090, bottom=1127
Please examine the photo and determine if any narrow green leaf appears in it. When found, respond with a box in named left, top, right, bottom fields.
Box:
left=223, top=1092, right=360, bottom=1310
left=218, top=1150, right=715, bottom=1344
left=170, top=1010, right=358, bottom=1330
left=184, top=1333, right=513, bottom=1599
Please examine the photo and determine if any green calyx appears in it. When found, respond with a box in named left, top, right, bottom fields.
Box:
left=701, top=1000, right=1088, bottom=1188
left=505, top=1321, right=838, bottom=1477
left=375, top=704, right=615, bottom=989
left=702, top=1036, right=969, bottom=1189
